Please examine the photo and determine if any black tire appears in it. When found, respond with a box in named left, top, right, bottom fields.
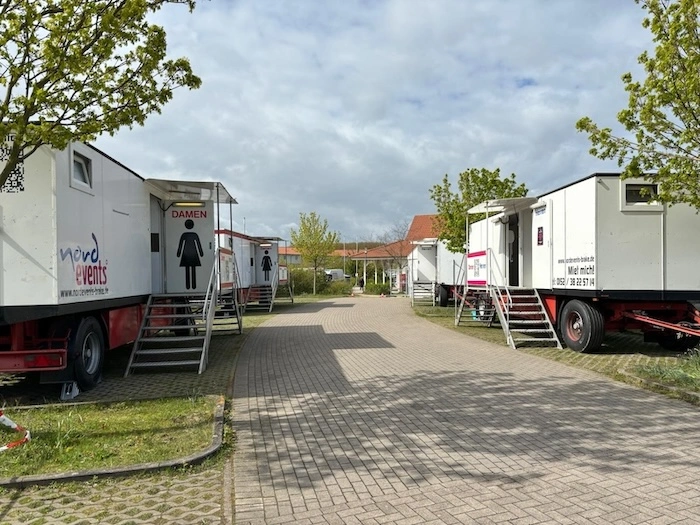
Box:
left=559, top=300, right=605, bottom=353
left=437, top=285, right=449, bottom=307
left=68, top=317, right=105, bottom=391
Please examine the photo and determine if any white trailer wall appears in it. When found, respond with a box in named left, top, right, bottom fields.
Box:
left=531, top=179, right=597, bottom=290
left=411, top=244, right=437, bottom=282
left=435, top=242, right=463, bottom=285
left=596, top=176, right=660, bottom=290
left=596, top=176, right=700, bottom=291
left=230, top=234, right=254, bottom=288
left=664, top=202, right=700, bottom=290
left=55, top=143, right=152, bottom=303
left=0, top=145, right=57, bottom=306
left=467, top=217, right=506, bottom=286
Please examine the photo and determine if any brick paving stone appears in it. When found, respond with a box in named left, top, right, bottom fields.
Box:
left=233, top=296, right=700, bottom=524
left=5, top=296, right=700, bottom=524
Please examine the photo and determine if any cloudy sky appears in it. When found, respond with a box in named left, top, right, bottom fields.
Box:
left=95, top=0, right=651, bottom=243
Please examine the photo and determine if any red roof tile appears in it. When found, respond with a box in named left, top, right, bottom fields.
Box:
left=349, top=240, right=412, bottom=260
left=406, top=214, right=439, bottom=241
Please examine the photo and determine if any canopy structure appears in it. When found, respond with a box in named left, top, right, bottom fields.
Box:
left=145, top=179, right=237, bottom=204
left=467, top=197, right=537, bottom=216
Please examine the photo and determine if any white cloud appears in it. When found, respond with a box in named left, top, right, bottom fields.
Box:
left=95, top=0, right=651, bottom=240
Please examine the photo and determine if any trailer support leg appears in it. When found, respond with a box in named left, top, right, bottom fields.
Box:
left=60, top=381, right=80, bottom=401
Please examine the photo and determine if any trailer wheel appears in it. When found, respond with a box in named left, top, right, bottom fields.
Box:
left=68, top=317, right=105, bottom=391
left=437, top=285, right=449, bottom=307
left=560, top=300, right=605, bottom=353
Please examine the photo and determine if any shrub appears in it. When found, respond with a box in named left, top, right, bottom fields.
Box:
left=289, top=269, right=328, bottom=295
left=321, top=280, right=353, bottom=296
left=364, top=282, right=390, bottom=295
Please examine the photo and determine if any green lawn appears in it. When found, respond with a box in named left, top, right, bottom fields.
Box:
left=414, top=304, right=700, bottom=404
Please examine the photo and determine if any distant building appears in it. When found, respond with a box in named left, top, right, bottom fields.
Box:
left=279, top=246, right=302, bottom=265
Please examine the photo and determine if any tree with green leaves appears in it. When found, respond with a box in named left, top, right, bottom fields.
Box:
left=576, top=0, right=700, bottom=208
left=290, top=212, right=340, bottom=295
left=429, top=168, right=528, bottom=253
left=0, top=0, right=201, bottom=188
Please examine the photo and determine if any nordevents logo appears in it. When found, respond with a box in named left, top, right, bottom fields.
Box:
left=59, top=233, right=108, bottom=286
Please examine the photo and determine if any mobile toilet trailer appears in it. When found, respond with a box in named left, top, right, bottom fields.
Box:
left=408, top=238, right=464, bottom=306
left=0, top=140, right=238, bottom=398
left=462, top=173, right=700, bottom=352
left=215, top=230, right=291, bottom=312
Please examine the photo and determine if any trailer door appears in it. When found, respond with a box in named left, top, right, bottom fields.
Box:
left=507, top=215, right=519, bottom=286
left=163, top=201, right=215, bottom=293
left=531, top=202, right=552, bottom=288
left=150, top=195, right=164, bottom=294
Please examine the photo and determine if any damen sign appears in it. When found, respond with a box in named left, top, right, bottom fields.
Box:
left=164, top=202, right=215, bottom=293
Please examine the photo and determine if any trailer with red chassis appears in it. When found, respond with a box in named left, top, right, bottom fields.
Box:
left=0, top=137, right=234, bottom=398
left=464, top=173, right=700, bottom=352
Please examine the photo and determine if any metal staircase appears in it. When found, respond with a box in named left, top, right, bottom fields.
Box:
left=492, top=287, right=561, bottom=349
left=411, top=281, right=435, bottom=306
left=455, top=248, right=561, bottom=349
left=455, top=287, right=497, bottom=326
left=124, top=251, right=243, bottom=377
left=243, top=284, right=274, bottom=312
left=242, top=265, right=290, bottom=312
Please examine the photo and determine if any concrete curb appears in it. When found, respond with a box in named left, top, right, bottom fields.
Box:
left=0, top=396, right=226, bottom=489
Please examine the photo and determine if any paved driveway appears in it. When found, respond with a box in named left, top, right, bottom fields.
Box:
left=233, top=296, right=700, bottom=524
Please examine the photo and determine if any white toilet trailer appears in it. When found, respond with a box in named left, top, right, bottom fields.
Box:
left=408, top=238, right=464, bottom=306
left=466, top=197, right=537, bottom=289
left=215, top=231, right=280, bottom=288
left=0, top=139, right=235, bottom=393
left=466, top=173, right=700, bottom=352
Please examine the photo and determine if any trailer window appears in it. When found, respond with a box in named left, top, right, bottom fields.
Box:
left=620, top=181, right=662, bottom=212
left=72, top=153, right=92, bottom=189
left=625, top=184, right=658, bottom=204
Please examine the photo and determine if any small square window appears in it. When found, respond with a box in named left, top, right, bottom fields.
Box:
left=619, top=180, right=663, bottom=212
left=625, top=183, right=658, bottom=204
left=73, top=153, right=92, bottom=188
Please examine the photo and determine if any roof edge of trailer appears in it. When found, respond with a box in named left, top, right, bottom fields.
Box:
left=467, top=173, right=625, bottom=215
left=86, top=143, right=145, bottom=181
left=84, top=143, right=237, bottom=204
left=536, top=172, right=623, bottom=199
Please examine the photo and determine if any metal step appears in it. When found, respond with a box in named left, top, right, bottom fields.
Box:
left=508, top=319, right=549, bottom=325
left=134, top=347, right=204, bottom=356
left=129, top=360, right=201, bottom=368
left=138, top=335, right=205, bottom=343
left=507, top=302, right=540, bottom=307
left=509, top=328, right=554, bottom=333
left=511, top=337, right=559, bottom=343
left=146, top=313, right=200, bottom=319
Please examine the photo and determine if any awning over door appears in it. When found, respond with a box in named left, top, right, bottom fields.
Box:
left=145, top=179, right=237, bottom=204
left=467, top=197, right=537, bottom=216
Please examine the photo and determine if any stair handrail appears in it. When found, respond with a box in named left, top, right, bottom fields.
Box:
left=487, top=247, right=512, bottom=325
left=269, top=264, right=280, bottom=313
left=199, top=252, right=219, bottom=374
left=202, top=249, right=219, bottom=320
left=453, top=255, right=466, bottom=317
left=227, top=249, right=243, bottom=322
